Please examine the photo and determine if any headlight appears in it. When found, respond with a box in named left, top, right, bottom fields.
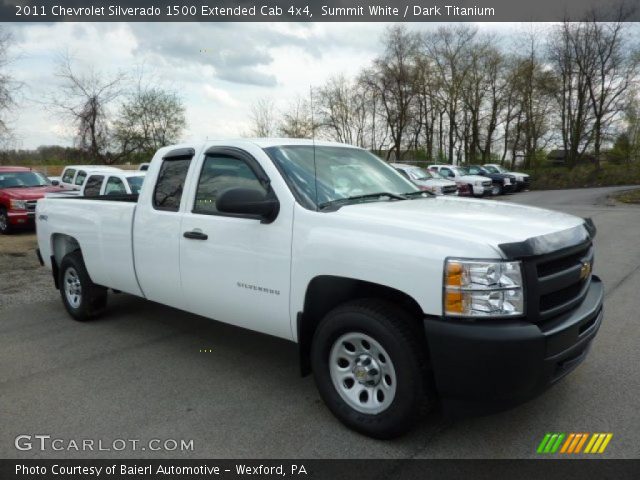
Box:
left=444, top=259, right=524, bottom=317
left=10, top=199, right=27, bottom=210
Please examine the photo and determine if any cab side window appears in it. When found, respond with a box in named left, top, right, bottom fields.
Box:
left=105, top=176, right=126, bottom=195
left=193, top=155, right=265, bottom=216
left=441, top=168, right=453, bottom=178
left=153, top=158, right=191, bottom=212
left=83, top=175, right=104, bottom=197
left=468, top=167, right=481, bottom=175
left=61, top=169, right=75, bottom=183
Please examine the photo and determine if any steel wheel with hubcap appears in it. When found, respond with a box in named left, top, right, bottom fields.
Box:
left=59, top=250, right=107, bottom=321
left=63, top=267, right=82, bottom=309
left=329, top=332, right=397, bottom=415
left=311, top=299, right=433, bottom=439
left=492, top=184, right=501, bottom=196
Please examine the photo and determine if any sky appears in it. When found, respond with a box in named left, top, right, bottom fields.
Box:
left=3, top=21, right=528, bottom=150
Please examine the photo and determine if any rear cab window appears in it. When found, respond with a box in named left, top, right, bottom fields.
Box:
left=153, top=158, right=191, bottom=211
left=105, top=176, right=126, bottom=195
left=75, top=170, right=87, bottom=186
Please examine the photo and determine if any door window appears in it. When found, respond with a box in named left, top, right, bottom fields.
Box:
left=61, top=169, right=75, bottom=183
left=83, top=175, right=104, bottom=196
left=193, top=155, right=265, bottom=216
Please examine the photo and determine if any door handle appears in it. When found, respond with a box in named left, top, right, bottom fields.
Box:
left=183, top=230, right=208, bottom=240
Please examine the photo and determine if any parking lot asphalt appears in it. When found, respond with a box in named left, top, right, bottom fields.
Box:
left=0, top=186, right=638, bottom=460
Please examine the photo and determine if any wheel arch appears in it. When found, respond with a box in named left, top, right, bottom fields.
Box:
left=297, top=275, right=425, bottom=376
left=50, top=233, right=81, bottom=289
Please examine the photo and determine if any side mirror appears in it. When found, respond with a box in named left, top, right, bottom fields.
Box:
left=51, top=180, right=60, bottom=186
left=216, top=187, right=279, bottom=223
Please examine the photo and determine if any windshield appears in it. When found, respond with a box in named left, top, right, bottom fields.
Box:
left=265, top=146, right=419, bottom=209
left=453, top=166, right=470, bottom=175
left=0, top=171, right=51, bottom=188
left=126, top=176, right=145, bottom=194
left=407, top=167, right=433, bottom=180
left=483, top=165, right=499, bottom=174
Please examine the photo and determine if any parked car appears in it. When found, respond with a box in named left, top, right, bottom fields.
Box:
left=0, top=166, right=63, bottom=234
left=484, top=164, right=531, bottom=191
left=466, top=165, right=516, bottom=196
left=428, top=164, right=493, bottom=197
left=391, top=164, right=458, bottom=195
left=81, top=171, right=146, bottom=197
left=59, top=165, right=122, bottom=190
left=36, top=139, right=603, bottom=439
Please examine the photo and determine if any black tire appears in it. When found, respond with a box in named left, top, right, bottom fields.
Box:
left=492, top=183, right=503, bottom=196
left=310, top=299, right=433, bottom=439
left=0, top=207, right=11, bottom=234
left=58, top=250, right=107, bottom=321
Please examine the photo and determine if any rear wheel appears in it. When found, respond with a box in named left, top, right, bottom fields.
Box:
left=0, top=207, right=11, bottom=234
left=59, top=250, right=107, bottom=321
left=311, top=299, right=433, bottom=439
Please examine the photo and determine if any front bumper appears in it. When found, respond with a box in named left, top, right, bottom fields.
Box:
left=7, top=210, right=35, bottom=226
left=424, top=275, right=603, bottom=416
left=471, top=184, right=493, bottom=196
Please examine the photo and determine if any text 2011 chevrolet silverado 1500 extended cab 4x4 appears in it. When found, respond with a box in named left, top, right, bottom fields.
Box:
left=36, top=139, right=604, bottom=439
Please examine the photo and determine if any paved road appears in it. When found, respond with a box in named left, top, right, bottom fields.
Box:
left=0, top=186, right=638, bottom=460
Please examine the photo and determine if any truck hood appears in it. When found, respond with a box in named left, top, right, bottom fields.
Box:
left=1, top=186, right=62, bottom=200
left=334, top=196, right=586, bottom=254
left=457, top=174, right=491, bottom=185
left=413, top=178, right=456, bottom=188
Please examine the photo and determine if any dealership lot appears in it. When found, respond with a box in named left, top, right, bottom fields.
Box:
left=0, top=186, right=638, bottom=459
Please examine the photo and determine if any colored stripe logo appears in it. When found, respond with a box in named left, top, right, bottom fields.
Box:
left=537, top=433, right=613, bottom=454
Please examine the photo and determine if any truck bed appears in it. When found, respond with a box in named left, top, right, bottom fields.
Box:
left=36, top=196, right=143, bottom=297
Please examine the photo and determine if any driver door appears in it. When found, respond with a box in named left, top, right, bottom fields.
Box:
left=178, top=149, right=293, bottom=340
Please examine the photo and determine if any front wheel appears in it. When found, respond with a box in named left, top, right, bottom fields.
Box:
left=310, top=299, right=433, bottom=439
left=491, top=184, right=503, bottom=196
left=59, top=250, right=107, bottom=321
left=0, top=207, right=11, bottom=234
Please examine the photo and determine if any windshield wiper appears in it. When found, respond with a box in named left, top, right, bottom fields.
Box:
left=318, top=192, right=408, bottom=210
left=402, top=190, right=433, bottom=198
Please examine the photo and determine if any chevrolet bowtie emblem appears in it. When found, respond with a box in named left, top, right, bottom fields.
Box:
left=580, top=261, right=592, bottom=280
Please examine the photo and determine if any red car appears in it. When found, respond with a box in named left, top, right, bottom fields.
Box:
left=0, top=166, right=62, bottom=234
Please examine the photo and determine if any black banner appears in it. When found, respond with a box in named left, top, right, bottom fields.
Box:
left=2, top=460, right=640, bottom=480
left=3, top=0, right=640, bottom=22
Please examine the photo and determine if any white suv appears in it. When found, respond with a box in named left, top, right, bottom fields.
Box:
left=391, top=164, right=458, bottom=195
left=428, top=165, right=493, bottom=197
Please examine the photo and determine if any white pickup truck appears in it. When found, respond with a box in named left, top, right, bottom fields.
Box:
left=36, top=139, right=604, bottom=439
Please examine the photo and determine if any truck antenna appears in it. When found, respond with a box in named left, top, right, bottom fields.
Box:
left=310, top=85, right=319, bottom=210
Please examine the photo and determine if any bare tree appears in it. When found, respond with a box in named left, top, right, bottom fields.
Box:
left=248, top=98, right=278, bottom=137
left=278, top=96, right=316, bottom=138
left=424, top=25, right=477, bottom=164
left=112, top=85, right=186, bottom=159
left=50, top=54, right=126, bottom=164
left=363, top=25, right=421, bottom=160
left=0, top=28, right=20, bottom=146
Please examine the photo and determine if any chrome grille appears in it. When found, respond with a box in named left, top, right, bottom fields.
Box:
left=482, top=180, right=492, bottom=187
